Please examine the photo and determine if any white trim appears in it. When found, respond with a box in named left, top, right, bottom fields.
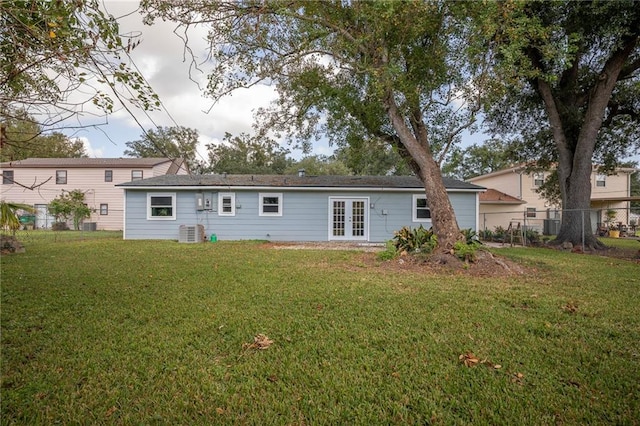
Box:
left=122, top=191, right=127, bottom=239
left=328, top=196, right=369, bottom=241
left=146, top=192, right=176, bottom=220
left=218, top=192, right=236, bottom=216
left=412, top=194, right=432, bottom=223
left=258, top=192, right=283, bottom=217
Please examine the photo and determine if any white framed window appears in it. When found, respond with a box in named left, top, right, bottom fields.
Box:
left=412, top=194, right=431, bottom=222
left=56, top=170, right=67, bottom=184
left=526, top=207, right=536, bottom=218
left=533, top=172, right=544, bottom=187
left=259, top=193, right=282, bottom=216
left=147, top=193, right=176, bottom=220
left=100, top=204, right=108, bottom=215
left=2, top=170, right=14, bottom=184
left=595, top=174, right=606, bottom=187
left=105, top=170, right=113, bottom=182
left=132, top=170, right=143, bottom=181
left=218, top=192, right=235, bottom=216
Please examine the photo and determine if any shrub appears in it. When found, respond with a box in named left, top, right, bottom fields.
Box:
left=377, top=240, right=399, bottom=261
left=393, top=225, right=438, bottom=254
left=52, top=222, right=70, bottom=231
left=526, top=229, right=541, bottom=245
left=453, top=229, right=482, bottom=262
left=493, top=226, right=507, bottom=242
left=478, top=229, right=493, bottom=241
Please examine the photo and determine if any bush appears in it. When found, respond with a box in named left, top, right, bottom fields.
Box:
left=52, top=222, right=70, bottom=231
left=478, top=229, right=493, bottom=241
left=393, top=225, right=437, bottom=254
left=377, top=240, right=399, bottom=261
left=453, top=229, right=482, bottom=262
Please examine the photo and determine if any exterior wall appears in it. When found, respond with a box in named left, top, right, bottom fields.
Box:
left=478, top=205, right=526, bottom=232
left=471, top=168, right=633, bottom=232
left=123, top=189, right=479, bottom=242
left=1, top=165, right=157, bottom=230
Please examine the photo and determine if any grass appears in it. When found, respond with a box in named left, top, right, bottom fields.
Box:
left=1, top=232, right=639, bottom=424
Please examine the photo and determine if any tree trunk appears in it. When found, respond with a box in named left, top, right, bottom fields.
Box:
left=535, top=36, right=636, bottom=249
left=385, top=93, right=462, bottom=250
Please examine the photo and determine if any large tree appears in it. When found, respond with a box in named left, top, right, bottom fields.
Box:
left=1, top=110, right=87, bottom=162
left=205, top=132, right=293, bottom=175
left=485, top=1, right=640, bottom=249
left=442, top=139, right=513, bottom=181
left=1, top=0, right=159, bottom=132
left=142, top=0, right=487, bottom=249
left=124, top=126, right=200, bottom=172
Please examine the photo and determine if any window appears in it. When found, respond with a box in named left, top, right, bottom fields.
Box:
left=2, top=170, right=14, bottom=184
left=596, top=174, right=606, bottom=187
left=131, top=170, right=143, bottom=181
left=105, top=170, right=113, bottom=182
left=533, top=173, right=544, bottom=187
left=218, top=192, right=235, bottom=216
left=526, top=207, right=536, bottom=218
left=56, top=170, right=67, bottom=184
left=100, top=204, right=108, bottom=215
left=259, top=193, right=282, bottom=216
left=412, top=194, right=431, bottom=222
left=147, top=193, right=176, bottom=220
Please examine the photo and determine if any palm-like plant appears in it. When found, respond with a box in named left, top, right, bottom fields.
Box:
left=0, top=201, right=35, bottom=235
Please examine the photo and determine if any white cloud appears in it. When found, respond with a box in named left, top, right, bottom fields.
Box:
left=77, top=136, right=105, bottom=158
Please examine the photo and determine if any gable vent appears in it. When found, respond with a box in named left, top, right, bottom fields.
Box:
left=179, top=225, right=205, bottom=243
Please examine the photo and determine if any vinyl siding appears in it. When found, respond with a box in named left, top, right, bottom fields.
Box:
left=1, top=165, right=165, bottom=230
left=123, top=189, right=479, bottom=242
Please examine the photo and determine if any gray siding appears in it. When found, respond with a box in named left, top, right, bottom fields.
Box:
left=123, top=189, right=479, bottom=242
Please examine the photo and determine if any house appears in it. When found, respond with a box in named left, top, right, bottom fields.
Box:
left=468, top=165, right=638, bottom=234
left=117, top=173, right=485, bottom=242
left=0, top=158, right=188, bottom=230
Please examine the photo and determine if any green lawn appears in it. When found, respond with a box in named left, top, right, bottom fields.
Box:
left=1, top=232, right=639, bottom=424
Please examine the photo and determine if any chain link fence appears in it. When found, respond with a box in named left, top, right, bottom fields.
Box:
left=478, top=206, right=639, bottom=247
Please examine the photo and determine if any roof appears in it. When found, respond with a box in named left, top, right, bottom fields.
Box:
left=479, top=188, right=526, bottom=204
left=468, top=163, right=637, bottom=182
left=117, top=174, right=485, bottom=191
left=0, top=157, right=180, bottom=169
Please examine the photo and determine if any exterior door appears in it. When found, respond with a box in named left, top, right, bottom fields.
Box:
left=329, top=197, right=368, bottom=241
left=34, top=204, right=54, bottom=229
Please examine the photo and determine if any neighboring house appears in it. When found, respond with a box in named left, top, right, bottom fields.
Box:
left=117, top=173, right=485, bottom=242
left=0, top=158, right=188, bottom=230
left=468, top=165, right=637, bottom=234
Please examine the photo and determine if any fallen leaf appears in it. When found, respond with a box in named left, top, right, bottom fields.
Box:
left=459, top=352, right=480, bottom=367
left=105, top=406, right=117, bottom=418
left=244, top=333, right=274, bottom=350
left=494, top=364, right=502, bottom=369
left=216, top=407, right=225, bottom=415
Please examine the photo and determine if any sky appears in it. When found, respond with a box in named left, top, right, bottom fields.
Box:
left=62, top=1, right=324, bottom=162
left=57, top=1, right=638, bottom=167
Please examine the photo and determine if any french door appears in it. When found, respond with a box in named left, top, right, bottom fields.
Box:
left=329, top=197, right=368, bottom=241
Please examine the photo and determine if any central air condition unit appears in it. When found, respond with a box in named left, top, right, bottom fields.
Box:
left=178, top=224, right=205, bottom=243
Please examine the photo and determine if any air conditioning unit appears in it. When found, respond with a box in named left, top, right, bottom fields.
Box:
left=179, top=224, right=205, bottom=243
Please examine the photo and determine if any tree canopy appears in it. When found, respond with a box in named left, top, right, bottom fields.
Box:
left=484, top=0, right=640, bottom=248
left=1, top=110, right=87, bottom=162
left=142, top=0, right=489, bottom=249
left=204, top=132, right=293, bottom=175
left=124, top=126, right=200, bottom=172
left=1, top=0, right=159, bottom=132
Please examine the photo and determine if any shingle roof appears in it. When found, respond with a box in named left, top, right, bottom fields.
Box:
left=479, top=188, right=525, bottom=204
left=0, top=157, right=177, bottom=168
left=118, top=174, right=485, bottom=191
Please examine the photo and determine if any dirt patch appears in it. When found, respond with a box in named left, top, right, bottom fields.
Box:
left=267, top=242, right=529, bottom=277
left=362, top=249, right=528, bottom=277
